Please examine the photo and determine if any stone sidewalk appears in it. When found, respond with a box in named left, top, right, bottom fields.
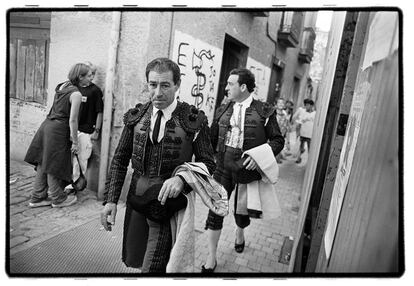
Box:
left=9, top=161, right=103, bottom=255
left=8, top=151, right=305, bottom=273
left=193, top=152, right=306, bottom=273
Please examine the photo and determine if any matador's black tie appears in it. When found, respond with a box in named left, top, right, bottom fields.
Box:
left=152, top=110, right=163, bottom=144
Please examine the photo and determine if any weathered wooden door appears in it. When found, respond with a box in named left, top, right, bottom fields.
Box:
left=9, top=12, right=50, bottom=105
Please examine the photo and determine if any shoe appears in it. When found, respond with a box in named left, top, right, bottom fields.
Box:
left=64, top=187, right=77, bottom=195
left=235, top=240, right=245, bottom=253
left=201, top=260, right=217, bottom=273
left=296, top=157, right=302, bottom=164
left=29, top=198, right=52, bottom=208
left=64, top=184, right=75, bottom=194
left=276, top=159, right=283, bottom=164
left=52, top=194, right=77, bottom=208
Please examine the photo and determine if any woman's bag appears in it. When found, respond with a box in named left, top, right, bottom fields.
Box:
left=71, top=154, right=87, bottom=192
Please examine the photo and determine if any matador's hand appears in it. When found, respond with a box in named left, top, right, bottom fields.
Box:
left=158, top=176, right=184, bottom=205
left=100, top=202, right=117, bottom=231
left=243, top=155, right=258, bottom=171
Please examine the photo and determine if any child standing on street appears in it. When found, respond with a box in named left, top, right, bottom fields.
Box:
left=294, top=99, right=315, bottom=164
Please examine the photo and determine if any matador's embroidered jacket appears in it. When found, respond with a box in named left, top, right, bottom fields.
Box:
left=210, top=99, right=285, bottom=158
left=104, top=101, right=216, bottom=204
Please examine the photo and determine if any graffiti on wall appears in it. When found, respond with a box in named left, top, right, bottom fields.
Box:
left=246, top=57, right=271, bottom=102
left=172, top=31, right=223, bottom=124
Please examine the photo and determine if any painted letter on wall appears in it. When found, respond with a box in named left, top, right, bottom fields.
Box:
left=172, top=30, right=223, bottom=124
left=246, top=57, right=271, bottom=102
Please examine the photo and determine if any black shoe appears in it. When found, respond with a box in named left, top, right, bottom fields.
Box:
left=235, top=240, right=245, bottom=253
left=201, top=260, right=217, bottom=273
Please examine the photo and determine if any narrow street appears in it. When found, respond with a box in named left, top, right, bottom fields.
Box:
left=6, top=9, right=402, bottom=275
left=194, top=149, right=306, bottom=273
left=8, top=139, right=307, bottom=274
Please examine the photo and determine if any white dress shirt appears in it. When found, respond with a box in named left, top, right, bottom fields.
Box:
left=150, top=99, right=178, bottom=143
left=225, top=95, right=253, bottom=149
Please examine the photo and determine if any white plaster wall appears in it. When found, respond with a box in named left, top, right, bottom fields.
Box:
left=108, top=12, right=153, bottom=201
left=9, top=99, right=48, bottom=160
left=246, top=57, right=272, bottom=102
left=109, top=12, right=152, bottom=161
left=47, top=11, right=113, bottom=106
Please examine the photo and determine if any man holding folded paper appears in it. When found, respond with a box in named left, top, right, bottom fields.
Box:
left=202, top=68, right=285, bottom=273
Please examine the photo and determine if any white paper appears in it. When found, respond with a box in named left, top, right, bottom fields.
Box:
left=362, top=12, right=399, bottom=70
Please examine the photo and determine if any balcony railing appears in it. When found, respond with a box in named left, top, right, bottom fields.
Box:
left=298, top=27, right=316, bottom=63
left=277, top=11, right=303, bottom=48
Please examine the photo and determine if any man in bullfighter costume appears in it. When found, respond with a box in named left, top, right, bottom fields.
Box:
left=202, top=68, right=285, bottom=272
left=100, top=58, right=216, bottom=273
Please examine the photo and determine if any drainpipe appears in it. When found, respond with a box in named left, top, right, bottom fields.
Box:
left=98, top=11, right=121, bottom=200
left=266, top=16, right=278, bottom=46
left=167, top=11, right=175, bottom=57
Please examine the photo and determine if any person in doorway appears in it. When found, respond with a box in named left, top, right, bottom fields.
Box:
left=275, top=98, right=289, bottom=164
left=294, top=98, right=315, bottom=164
left=64, top=61, right=103, bottom=194
left=202, top=68, right=285, bottom=272
left=284, top=100, right=295, bottom=155
left=100, top=58, right=216, bottom=273
left=24, top=63, right=93, bottom=208
left=285, top=100, right=294, bottom=117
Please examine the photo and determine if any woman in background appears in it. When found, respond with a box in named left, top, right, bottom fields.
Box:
left=275, top=98, right=289, bottom=163
left=24, top=63, right=93, bottom=208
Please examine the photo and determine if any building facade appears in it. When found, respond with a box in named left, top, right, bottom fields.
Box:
left=291, top=11, right=400, bottom=273
left=8, top=10, right=317, bottom=196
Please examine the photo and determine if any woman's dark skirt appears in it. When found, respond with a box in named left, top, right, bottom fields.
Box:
left=24, top=118, right=72, bottom=182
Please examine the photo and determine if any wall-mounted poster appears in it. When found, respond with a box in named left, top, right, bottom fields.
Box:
left=172, top=30, right=223, bottom=124
left=324, top=78, right=371, bottom=259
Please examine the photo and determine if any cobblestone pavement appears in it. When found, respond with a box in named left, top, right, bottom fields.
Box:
left=8, top=161, right=103, bottom=255
left=8, top=150, right=306, bottom=273
left=194, top=151, right=306, bottom=273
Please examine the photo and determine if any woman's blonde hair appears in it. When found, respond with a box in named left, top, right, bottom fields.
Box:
left=67, top=63, right=91, bottom=86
